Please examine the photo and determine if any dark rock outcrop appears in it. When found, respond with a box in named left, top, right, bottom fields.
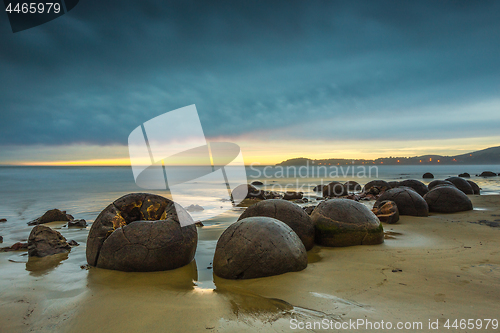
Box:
left=458, top=173, right=470, bottom=178
left=213, top=217, right=307, bottom=279
left=86, top=193, right=197, bottom=272
left=375, top=187, right=429, bottom=217
left=323, top=181, right=349, bottom=197
left=251, top=181, right=264, bottom=185
left=0, top=242, right=28, bottom=252
left=28, top=209, right=71, bottom=226
left=0, top=218, right=6, bottom=223
left=311, top=199, right=384, bottom=247
left=397, top=179, right=429, bottom=197
left=445, top=177, right=474, bottom=195
left=372, top=200, right=400, bottom=224
left=28, top=225, right=71, bottom=257
left=423, top=186, right=473, bottom=213
left=283, top=192, right=303, bottom=200
left=67, top=219, right=87, bottom=228
left=478, top=171, right=497, bottom=177
left=422, top=172, right=434, bottom=179
left=238, top=199, right=315, bottom=250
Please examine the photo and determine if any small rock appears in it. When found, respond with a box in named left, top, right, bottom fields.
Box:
left=316, top=197, right=325, bottom=200
left=251, top=181, right=264, bottom=185
left=392, top=269, right=403, bottom=273
left=0, top=236, right=3, bottom=243
left=28, top=225, right=71, bottom=257
left=422, top=172, right=434, bottom=179
left=282, top=191, right=303, bottom=200
left=1, top=242, right=28, bottom=252
left=458, top=173, right=470, bottom=178
left=68, top=240, right=79, bottom=246
left=0, top=218, right=7, bottom=222
left=67, top=219, right=87, bottom=228
left=195, top=221, right=204, bottom=227
left=28, top=209, right=71, bottom=226
left=185, top=204, right=204, bottom=212
left=80, top=264, right=90, bottom=270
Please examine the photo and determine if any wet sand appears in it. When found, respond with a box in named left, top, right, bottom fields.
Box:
left=0, top=195, right=499, bottom=332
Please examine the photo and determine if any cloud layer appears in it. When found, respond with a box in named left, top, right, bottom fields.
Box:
left=1, top=0, right=499, bottom=151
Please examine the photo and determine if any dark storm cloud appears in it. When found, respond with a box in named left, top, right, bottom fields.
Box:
left=0, top=0, right=499, bottom=146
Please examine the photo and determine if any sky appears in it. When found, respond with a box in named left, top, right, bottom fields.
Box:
left=1, top=0, right=499, bottom=165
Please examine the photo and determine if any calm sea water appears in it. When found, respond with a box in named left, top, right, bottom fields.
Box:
left=0, top=165, right=499, bottom=228
left=0, top=165, right=499, bottom=297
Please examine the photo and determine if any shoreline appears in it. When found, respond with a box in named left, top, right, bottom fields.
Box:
left=0, top=195, right=499, bottom=332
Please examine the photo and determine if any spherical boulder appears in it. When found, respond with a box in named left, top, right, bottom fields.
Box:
left=467, top=180, right=481, bottom=195
left=311, top=199, right=384, bottom=247
left=213, top=217, right=308, bottom=279
left=458, top=173, right=470, bottom=178
left=231, top=184, right=263, bottom=201
left=372, top=200, right=400, bottom=224
left=251, top=180, right=264, bottom=185
left=238, top=199, right=315, bottom=250
left=312, top=184, right=325, bottom=192
left=323, top=181, right=349, bottom=197
left=422, top=172, right=434, bottom=179
left=423, top=186, right=473, bottom=213
left=363, top=180, right=391, bottom=192
left=445, top=177, right=474, bottom=194
left=86, top=193, right=197, bottom=272
left=344, top=181, right=362, bottom=192
left=375, top=187, right=429, bottom=217
left=428, top=180, right=456, bottom=191
left=397, top=179, right=429, bottom=197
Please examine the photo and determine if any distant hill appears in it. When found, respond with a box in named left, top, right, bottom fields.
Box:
left=276, top=146, right=500, bottom=166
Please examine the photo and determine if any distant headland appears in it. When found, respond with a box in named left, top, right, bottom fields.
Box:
left=276, top=146, right=500, bottom=166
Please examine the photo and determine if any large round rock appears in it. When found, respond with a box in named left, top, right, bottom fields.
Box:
left=311, top=199, right=384, bottom=247
left=344, top=181, right=362, bottom=192
left=422, top=172, right=434, bottom=179
left=375, top=187, right=429, bottom=217
left=323, top=181, right=348, bottom=197
left=467, top=180, right=480, bottom=195
left=237, top=199, right=315, bottom=250
left=423, top=186, right=473, bottom=213
left=428, top=180, right=455, bottom=191
left=363, top=180, right=391, bottom=192
left=397, top=179, right=429, bottom=196
left=213, top=217, right=307, bottom=279
left=86, top=193, right=197, bottom=272
left=445, top=177, right=474, bottom=194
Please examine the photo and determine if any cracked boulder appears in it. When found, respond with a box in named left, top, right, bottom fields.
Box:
left=86, top=193, right=197, bottom=272
left=311, top=199, right=384, bottom=247
left=237, top=199, right=315, bottom=250
left=28, top=225, right=71, bottom=257
left=372, top=200, right=400, bottom=224
left=423, top=186, right=473, bottom=213
left=376, top=187, right=429, bottom=217
left=213, top=217, right=307, bottom=279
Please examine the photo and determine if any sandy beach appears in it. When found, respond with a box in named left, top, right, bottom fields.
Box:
left=0, top=194, right=498, bottom=332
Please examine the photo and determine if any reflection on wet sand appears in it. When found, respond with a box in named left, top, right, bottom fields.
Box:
left=26, top=252, right=69, bottom=276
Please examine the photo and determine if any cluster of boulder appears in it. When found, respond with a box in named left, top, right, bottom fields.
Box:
left=214, top=198, right=384, bottom=279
